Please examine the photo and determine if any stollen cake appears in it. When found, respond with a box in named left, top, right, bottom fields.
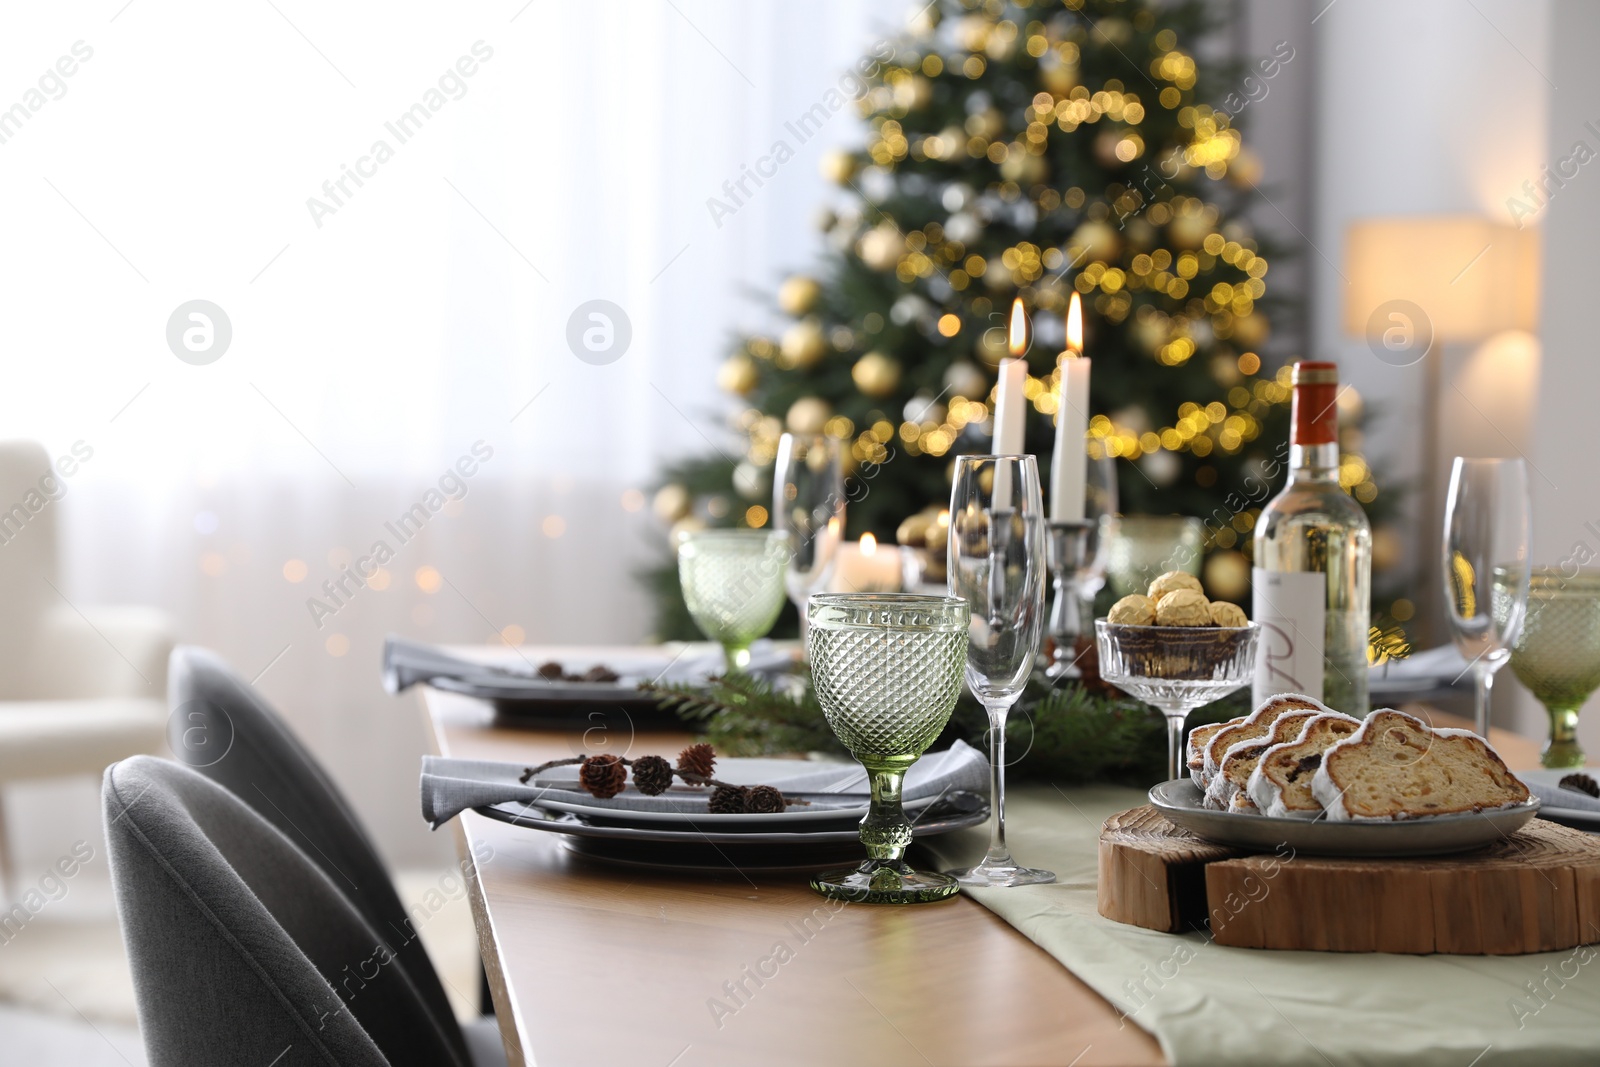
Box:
left=1203, top=709, right=1321, bottom=810
left=1310, top=709, right=1531, bottom=821
left=1200, top=694, right=1324, bottom=789
left=1246, top=711, right=1362, bottom=818
left=1186, top=716, right=1244, bottom=788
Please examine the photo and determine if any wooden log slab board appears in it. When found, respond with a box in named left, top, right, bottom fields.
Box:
left=1098, top=805, right=1600, bottom=955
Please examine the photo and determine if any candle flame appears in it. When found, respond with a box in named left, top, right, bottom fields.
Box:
left=1007, top=297, right=1029, bottom=357
left=1066, top=292, right=1083, bottom=355
left=860, top=532, right=878, bottom=556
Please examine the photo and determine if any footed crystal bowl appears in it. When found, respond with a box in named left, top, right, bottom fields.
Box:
left=1095, top=620, right=1260, bottom=781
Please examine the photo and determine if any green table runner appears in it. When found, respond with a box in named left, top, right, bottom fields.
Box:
left=924, top=785, right=1600, bottom=1066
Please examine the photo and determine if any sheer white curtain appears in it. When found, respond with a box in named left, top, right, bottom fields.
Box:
left=0, top=0, right=904, bottom=864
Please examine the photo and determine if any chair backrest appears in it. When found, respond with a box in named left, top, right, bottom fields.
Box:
left=104, top=755, right=468, bottom=1067
left=0, top=439, right=62, bottom=698
left=165, top=645, right=470, bottom=1064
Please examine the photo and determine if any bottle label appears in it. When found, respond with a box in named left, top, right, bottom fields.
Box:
left=1252, top=567, right=1326, bottom=705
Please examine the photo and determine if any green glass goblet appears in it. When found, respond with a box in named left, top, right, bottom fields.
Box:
left=807, top=593, right=969, bottom=905
left=678, top=530, right=791, bottom=673
left=1507, top=568, right=1600, bottom=768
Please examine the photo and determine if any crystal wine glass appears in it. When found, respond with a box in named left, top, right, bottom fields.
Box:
left=1096, top=620, right=1260, bottom=781
left=678, top=529, right=791, bottom=673
left=1442, top=457, right=1531, bottom=737
left=1506, top=568, right=1600, bottom=768
left=807, top=593, right=970, bottom=904
left=773, top=433, right=845, bottom=637
left=946, top=455, right=1054, bottom=888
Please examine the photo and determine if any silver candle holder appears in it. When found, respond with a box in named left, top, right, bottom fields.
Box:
left=1045, top=519, right=1103, bottom=680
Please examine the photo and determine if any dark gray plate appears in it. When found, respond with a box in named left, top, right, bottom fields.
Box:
left=474, top=790, right=988, bottom=870
left=1148, top=779, right=1540, bottom=856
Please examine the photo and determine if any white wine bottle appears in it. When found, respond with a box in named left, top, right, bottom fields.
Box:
left=1252, top=361, right=1371, bottom=713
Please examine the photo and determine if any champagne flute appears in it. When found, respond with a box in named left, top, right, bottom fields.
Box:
left=1442, top=457, right=1531, bottom=737
left=678, top=529, right=791, bottom=673
left=773, top=434, right=845, bottom=637
left=807, top=593, right=970, bottom=904
left=945, top=455, right=1054, bottom=888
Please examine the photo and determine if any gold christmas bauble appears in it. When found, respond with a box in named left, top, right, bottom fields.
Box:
left=778, top=318, right=828, bottom=370
left=716, top=354, right=759, bottom=396
left=653, top=484, right=691, bottom=523
left=1042, top=63, right=1075, bottom=95
left=976, top=326, right=1010, bottom=367
left=1167, top=212, right=1210, bottom=250
left=1068, top=219, right=1120, bottom=263
left=857, top=224, right=904, bottom=272
left=1093, top=129, right=1125, bottom=168
left=786, top=396, right=832, bottom=436
left=943, top=360, right=988, bottom=398
left=893, top=75, right=932, bottom=111
left=1203, top=550, right=1251, bottom=602
left=820, top=149, right=856, bottom=185
left=851, top=351, right=902, bottom=398
left=777, top=275, right=822, bottom=316
left=1133, top=315, right=1168, bottom=354
left=1229, top=147, right=1264, bottom=188
left=897, top=512, right=932, bottom=547
left=1000, top=151, right=1047, bottom=184
left=1231, top=312, right=1269, bottom=348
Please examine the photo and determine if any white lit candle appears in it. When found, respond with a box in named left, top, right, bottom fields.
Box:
left=830, top=533, right=903, bottom=592
left=991, top=299, right=1030, bottom=508
left=1051, top=292, right=1091, bottom=522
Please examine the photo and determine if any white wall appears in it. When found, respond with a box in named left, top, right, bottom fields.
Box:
left=1521, top=0, right=1600, bottom=760
left=1311, top=0, right=1554, bottom=734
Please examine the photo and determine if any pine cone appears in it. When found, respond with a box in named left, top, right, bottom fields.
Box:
left=578, top=754, right=628, bottom=799
left=1559, top=772, right=1600, bottom=798
left=631, top=755, right=674, bottom=796
left=708, top=785, right=748, bottom=814
left=677, top=743, right=717, bottom=781
left=745, top=785, right=785, bottom=814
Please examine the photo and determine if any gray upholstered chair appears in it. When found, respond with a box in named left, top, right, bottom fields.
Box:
left=105, top=755, right=475, bottom=1067
left=163, top=646, right=503, bottom=1065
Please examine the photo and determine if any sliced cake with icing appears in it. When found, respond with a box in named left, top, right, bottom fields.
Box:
left=1310, top=709, right=1531, bottom=821
left=1200, top=693, right=1324, bottom=791
left=1204, top=708, right=1321, bottom=810
left=1246, top=711, right=1362, bottom=818
left=1187, top=716, right=1243, bottom=788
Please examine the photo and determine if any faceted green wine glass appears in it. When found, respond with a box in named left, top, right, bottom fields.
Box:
left=1506, top=568, right=1600, bottom=768
left=678, top=530, right=791, bottom=673
left=807, top=593, right=969, bottom=904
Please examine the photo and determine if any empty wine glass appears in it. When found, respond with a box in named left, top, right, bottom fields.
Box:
left=945, top=455, right=1054, bottom=888
left=773, top=434, right=845, bottom=635
left=1442, top=457, right=1531, bottom=737
left=678, top=530, right=791, bottom=673
left=807, top=593, right=970, bottom=904
left=1506, top=568, right=1600, bottom=768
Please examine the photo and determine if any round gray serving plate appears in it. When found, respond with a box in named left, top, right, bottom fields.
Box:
left=1149, top=779, right=1541, bottom=857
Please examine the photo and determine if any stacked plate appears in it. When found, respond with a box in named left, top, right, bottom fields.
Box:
left=1518, top=768, right=1600, bottom=832
left=476, top=757, right=989, bottom=871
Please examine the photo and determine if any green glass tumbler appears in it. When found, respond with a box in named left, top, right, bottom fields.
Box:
left=806, top=593, right=969, bottom=904
left=1507, top=568, right=1600, bottom=768
left=678, top=530, right=791, bottom=673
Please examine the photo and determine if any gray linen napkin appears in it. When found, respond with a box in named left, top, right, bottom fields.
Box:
left=384, top=634, right=791, bottom=694
left=1517, top=768, right=1600, bottom=813
left=420, top=740, right=989, bottom=828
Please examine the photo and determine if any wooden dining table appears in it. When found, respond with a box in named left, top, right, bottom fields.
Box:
left=417, top=681, right=1543, bottom=1067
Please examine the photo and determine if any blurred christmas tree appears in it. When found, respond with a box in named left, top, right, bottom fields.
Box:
left=648, top=0, right=1395, bottom=640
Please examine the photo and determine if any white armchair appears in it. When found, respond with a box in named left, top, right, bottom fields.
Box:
left=0, top=440, right=173, bottom=889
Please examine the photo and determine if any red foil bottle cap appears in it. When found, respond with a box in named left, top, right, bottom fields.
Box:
left=1291, top=361, right=1338, bottom=446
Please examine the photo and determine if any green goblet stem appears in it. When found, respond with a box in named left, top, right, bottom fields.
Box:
left=1542, top=705, right=1586, bottom=769
left=722, top=642, right=752, bottom=673
left=858, top=759, right=914, bottom=863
